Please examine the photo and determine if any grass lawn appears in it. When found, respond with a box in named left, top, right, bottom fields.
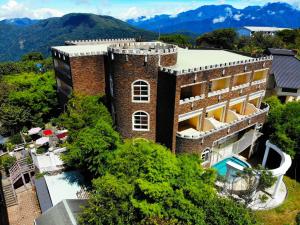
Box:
left=255, top=176, right=300, bottom=225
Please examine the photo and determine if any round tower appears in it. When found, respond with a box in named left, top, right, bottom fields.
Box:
left=108, top=42, right=177, bottom=141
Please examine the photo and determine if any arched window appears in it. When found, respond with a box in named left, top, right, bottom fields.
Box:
left=132, top=80, right=150, bottom=103
left=132, top=111, right=149, bottom=131
left=201, top=149, right=211, bottom=163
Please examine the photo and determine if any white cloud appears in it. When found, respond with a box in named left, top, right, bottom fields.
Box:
left=224, top=7, right=233, bottom=17
left=233, top=13, right=243, bottom=20
left=0, top=0, right=64, bottom=20
left=212, top=16, right=226, bottom=23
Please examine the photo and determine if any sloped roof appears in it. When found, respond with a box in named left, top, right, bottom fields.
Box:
left=34, top=199, right=87, bottom=225
left=243, top=26, right=290, bottom=32
left=268, top=48, right=296, bottom=56
left=270, top=48, right=300, bottom=89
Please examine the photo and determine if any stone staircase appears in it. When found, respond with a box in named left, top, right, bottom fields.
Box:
left=2, top=180, right=17, bottom=207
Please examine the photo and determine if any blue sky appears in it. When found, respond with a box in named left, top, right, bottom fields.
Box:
left=0, top=0, right=299, bottom=20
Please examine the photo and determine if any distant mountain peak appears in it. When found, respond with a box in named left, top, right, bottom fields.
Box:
left=127, top=2, right=300, bottom=34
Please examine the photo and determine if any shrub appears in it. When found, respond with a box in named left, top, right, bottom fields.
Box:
left=0, top=154, right=17, bottom=174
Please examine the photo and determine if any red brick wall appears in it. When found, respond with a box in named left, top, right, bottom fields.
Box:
left=165, top=60, right=272, bottom=151
left=111, top=53, right=159, bottom=141
left=160, top=53, right=177, bottom=67
left=70, top=55, right=106, bottom=96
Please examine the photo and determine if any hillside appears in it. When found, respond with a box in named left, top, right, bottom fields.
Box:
left=0, top=13, right=157, bottom=62
left=127, top=2, right=300, bottom=34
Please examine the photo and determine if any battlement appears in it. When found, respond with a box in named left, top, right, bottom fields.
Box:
left=65, top=38, right=136, bottom=45
left=108, top=42, right=178, bottom=55
left=159, top=55, right=273, bottom=75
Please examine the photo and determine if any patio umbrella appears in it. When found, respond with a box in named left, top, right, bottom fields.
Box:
left=28, top=127, right=42, bottom=135
left=43, top=129, right=53, bottom=136
left=36, top=137, right=50, bottom=145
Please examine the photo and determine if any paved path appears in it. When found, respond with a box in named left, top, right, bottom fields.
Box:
left=7, top=186, right=41, bottom=225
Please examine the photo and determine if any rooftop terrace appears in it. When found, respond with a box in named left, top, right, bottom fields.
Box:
left=169, top=48, right=253, bottom=71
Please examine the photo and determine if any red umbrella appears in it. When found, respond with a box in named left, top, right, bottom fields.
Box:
left=43, top=129, right=53, bottom=136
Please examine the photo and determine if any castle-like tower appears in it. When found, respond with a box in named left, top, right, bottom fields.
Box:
left=52, top=38, right=272, bottom=167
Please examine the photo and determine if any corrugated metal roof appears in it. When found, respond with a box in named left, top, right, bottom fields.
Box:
left=271, top=54, right=300, bottom=89
left=243, top=26, right=291, bottom=32
left=268, top=48, right=296, bottom=56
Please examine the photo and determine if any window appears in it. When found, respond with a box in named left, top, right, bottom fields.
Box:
left=282, top=87, right=298, bottom=93
left=201, top=149, right=211, bottom=162
left=132, top=111, right=149, bottom=131
left=132, top=80, right=150, bottom=102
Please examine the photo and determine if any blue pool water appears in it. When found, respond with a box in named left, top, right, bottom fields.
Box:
left=212, top=156, right=250, bottom=177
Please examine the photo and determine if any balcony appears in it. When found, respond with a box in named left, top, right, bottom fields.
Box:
left=177, top=103, right=269, bottom=140
left=251, top=69, right=268, bottom=85
left=208, top=77, right=230, bottom=97
left=232, top=72, right=251, bottom=91
left=180, top=83, right=205, bottom=104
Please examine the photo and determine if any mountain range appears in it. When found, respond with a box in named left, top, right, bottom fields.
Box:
left=127, top=2, right=300, bottom=34
left=0, top=14, right=156, bottom=62
left=1, top=2, right=300, bottom=62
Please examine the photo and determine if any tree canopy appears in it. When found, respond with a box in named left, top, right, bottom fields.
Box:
left=159, top=34, right=191, bottom=46
left=264, top=96, right=300, bottom=158
left=79, top=139, right=257, bottom=225
left=196, top=28, right=238, bottom=50
left=0, top=71, right=58, bottom=135
left=57, top=95, right=120, bottom=176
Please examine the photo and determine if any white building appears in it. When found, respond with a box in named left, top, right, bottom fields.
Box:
left=237, top=26, right=291, bottom=37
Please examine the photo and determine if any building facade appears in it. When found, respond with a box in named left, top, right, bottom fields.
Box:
left=237, top=26, right=291, bottom=37
left=52, top=39, right=272, bottom=167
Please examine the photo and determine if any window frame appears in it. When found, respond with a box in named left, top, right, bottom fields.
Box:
left=132, top=111, right=150, bottom=131
left=131, top=80, right=150, bottom=103
left=201, top=149, right=211, bottom=163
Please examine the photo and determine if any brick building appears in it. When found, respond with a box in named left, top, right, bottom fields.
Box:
left=52, top=38, right=272, bottom=167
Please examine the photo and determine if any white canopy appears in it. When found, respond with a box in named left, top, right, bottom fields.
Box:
left=28, top=127, right=42, bottom=135
left=36, top=137, right=50, bottom=145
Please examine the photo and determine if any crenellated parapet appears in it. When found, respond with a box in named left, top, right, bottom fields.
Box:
left=65, top=38, right=136, bottom=45
left=108, top=42, right=178, bottom=55
left=159, top=55, right=273, bottom=75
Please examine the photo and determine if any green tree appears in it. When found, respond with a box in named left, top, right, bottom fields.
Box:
left=80, top=139, right=257, bottom=225
left=0, top=71, right=58, bottom=134
left=264, top=97, right=300, bottom=158
left=56, top=95, right=112, bottom=136
left=62, top=120, right=121, bottom=176
left=0, top=154, right=16, bottom=174
left=21, top=52, right=44, bottom=62
left=159, top=34, right=191, bottom=46
left=196, top=28, right=238, bottom=50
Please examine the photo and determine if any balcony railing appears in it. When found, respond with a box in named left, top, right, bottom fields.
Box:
left=177, top=103, right=269, bottom=139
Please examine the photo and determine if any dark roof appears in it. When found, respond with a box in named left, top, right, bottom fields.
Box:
left=34, top=177, right=53, bottom=213
left=268, top=48, right=296, bottom=56
left=269, top=49, right=300, bottom=89
left=34, top=199, right=88, bottom=225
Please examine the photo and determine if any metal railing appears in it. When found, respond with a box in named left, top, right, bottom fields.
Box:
left=9, top=158, right=35, bottom=184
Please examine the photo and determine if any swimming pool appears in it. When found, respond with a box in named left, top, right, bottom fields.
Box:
left=212, top=156, right=251, bottom=177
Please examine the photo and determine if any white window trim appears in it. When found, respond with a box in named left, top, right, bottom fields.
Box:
left=132, top=111, right=150, bottom=131
left=201, top=149, right=211, bottom=163
left=131, top=80, right=150, bottom=103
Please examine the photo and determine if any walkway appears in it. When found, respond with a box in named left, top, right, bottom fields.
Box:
left=7, top=185, right=41, bottom=225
